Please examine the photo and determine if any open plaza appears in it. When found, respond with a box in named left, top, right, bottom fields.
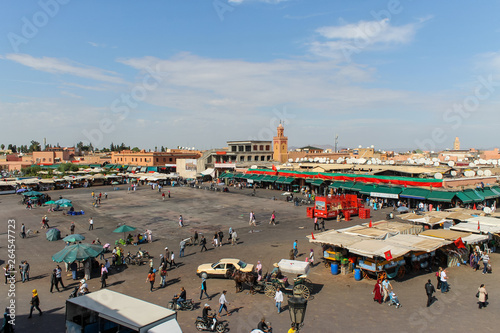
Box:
left=1, top=182, right=499, bottom=332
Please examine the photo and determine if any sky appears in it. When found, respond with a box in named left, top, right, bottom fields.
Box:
left=1, top=0, right=500, bottom=151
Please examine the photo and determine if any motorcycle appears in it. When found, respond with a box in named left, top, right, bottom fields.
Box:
left=137, top=248, right=151, bottom=259
left=68, top=287, right=90, bottom=299
left=166, top=296, right=194, bottom=311
left=195, top=316, right=227, bottom=332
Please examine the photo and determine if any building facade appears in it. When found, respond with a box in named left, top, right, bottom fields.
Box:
left=111, top=149, right=201, bottom=167
left=273, top=123, right=288, bottom=163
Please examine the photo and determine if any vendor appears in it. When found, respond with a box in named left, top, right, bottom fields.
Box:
left=270, top=263, right=282, bottom=279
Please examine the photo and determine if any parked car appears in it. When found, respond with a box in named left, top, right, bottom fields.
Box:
left=197, top=258, right=254, bottom=278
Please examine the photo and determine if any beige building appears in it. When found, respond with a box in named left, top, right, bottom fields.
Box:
left=273, top=123, right=288, bottom=163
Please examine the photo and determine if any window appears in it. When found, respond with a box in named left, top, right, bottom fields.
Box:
left=163, top=158, right=166, bottom=162
left=231, top=146, right=237, bottom=152
left=253, top=145, right=257, bottom=151
left=245, top=145, right=251, bottom=152
left=267, top=156, right=271, bottom=161
left=247, top=156, right=251, bottom=161
left=240, top=156, right=244, bottom=161
left=238, top=146, right=244, bottom=152
left=259, top=145, right=264, bottom=151
left=266, top=145, right=270, bottom=151
left=169, top=158, right=173, bottom=162
left=261, top=156, right=265, bottom=161
left=156, top=158, right=158, bottom=162
left=140, top=158, right=142, bottom=162
left=254, top=156, right=258, bottom=161
left=42, top=158, right=46, bottom=162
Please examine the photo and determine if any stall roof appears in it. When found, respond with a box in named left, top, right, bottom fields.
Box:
left=346, top=239, right=411, bottom=259
left=419, top=229, right=470, bottom=241
left=400, top=188, right=430, bottom=200
left=461, top=234, right=489, bottom=244
left=306, top=230, right=364, bottom=247
left=451, top=222, right=500, bottom=234
left=465, top=216, right=500, bottom=226
left=382, top=234, right=451, bottom=252
left=426, top=191, right=457, bottom=202
left=66, top=289, right=177, bottom=332
left=337, top=225, right=390, bottom=239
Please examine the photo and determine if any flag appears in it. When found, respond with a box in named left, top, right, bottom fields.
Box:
left=454, top=237, right=466, bottom=249
left=272, top=164, right=277, bottom=172
left=478, top=220, right=480, bottom=231
left=384, top=250, right=392, bottom=261
left=311, top=232, right=315, bottom=240
left=369, top=219, right=373, bottom=228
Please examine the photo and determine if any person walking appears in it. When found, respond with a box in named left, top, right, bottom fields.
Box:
left=168, top=190, right=171, bottom=198
left=162, top=192, right=165, bottom=200
left=373, top=279, right=383, bottom=304
left=200, top=236, right=208, bottom=252
left=270, top=211, right=276, bottom=225
left=218, top=290, right=231, bottom=317
left=436, top=267, right=442, bottom=290
left=218, top=230, right=224, bottom=247
left=180, top=239, right=186, bottom=258
left=289, top=249, right=295, bottom=260
left=320, top=218, right=325, bottom=232
left=164, top=247, right=171, bottom=267
left=440, top=268, right=449, bottom=293
left=231, top=230, right=237, bottom=246
left=313, top=216, right=319, bottom=230
left=146, top=269, right=155, bottom=292
left=21, top=223, right=26, bottom=238
left=70, top=222, right=75, bottom=234
left=274, top=287, right=284, bottom=313
left=171, top=251, right=177, bottom=268
left=381, top=277, right=393, bottom=303
left=481, top=253, right=490, bottom=274
left=308, top=249, right=315, bottom=266
left=28, top=289, right=42, bottom=318
left=50, top=269, right=60, bottom=293
left=200, top=276, right=210, bottom=300
left=478, top=284, right=488, bottom=309
left=249, top=211, right=256, bottom=226
left=20, top=260, right=29, bottom=283
left=425, top=279, right=436, bottom=307
left=159, top=263, right=168, bottom=288
left=100, top=264, right=108, bottom=289
left=55, top=265, right=65, bottom=289
left=88, top=217, right=94, bottom=231
left=293, top=240, right=298, bottom=258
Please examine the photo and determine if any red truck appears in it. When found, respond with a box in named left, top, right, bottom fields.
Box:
left=306, top=194, right=364, bottom=220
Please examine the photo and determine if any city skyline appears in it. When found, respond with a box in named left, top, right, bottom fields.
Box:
left=1, top=1, right=500, bottom=150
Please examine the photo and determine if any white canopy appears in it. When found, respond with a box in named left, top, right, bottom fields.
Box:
left=461, top=234, right=489, bottom=245
left=451, top=222, right=500, bottom=234
left=346, top=239, right=411, bottom=259
left=382, top=234, right=451, bottom=252
left=201, top=168, right=215, bottom=176
left=278, top=259, right=310, bottom=275
left=307, top=230, right=364, bottom=247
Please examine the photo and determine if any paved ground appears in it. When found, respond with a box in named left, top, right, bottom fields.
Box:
left=1, top=184, right=499, bottom=333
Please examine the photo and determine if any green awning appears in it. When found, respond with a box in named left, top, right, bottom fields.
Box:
left=328, top=181, right=346, bottom=189
left=463, top=189, right=484, bottom=202
left=338, top=181, right=356, bottom=190
left=253, top=175, right=266, bottom=182
left=220, top=173, right=233, bottom=179
left=90, top=164, right=101, bottom=168
left=492, top=187, right=500, bottom=196
left=400, top=188, right=431, bottom=200
left=282, top=177, right=295, bottom=184
left=233, top=173, right=244, bottom=178
left=349, top=182, right=364, bottom=192
left=275, top=176, right=287, bottom=184
left=262, top=175, right=278, bottom=182
left=474, top=188, right=499, bottom=200
left=311, top=179, right=324, bottom=186
left=103, top=164, right=113, bottom=169
left=359, top=184, right=378, bottom=195
left=146, top=167, right=158, bottom=172
left=426, top=191, right=457, bottom=203
left=456, top=192, right=474, bottom=204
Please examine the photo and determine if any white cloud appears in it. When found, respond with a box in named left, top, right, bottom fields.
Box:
left=310, top=19, right=418, bottom=61
left=60, top=91, right=82, bottom=99
left=3, top=54, right=126, bottom=84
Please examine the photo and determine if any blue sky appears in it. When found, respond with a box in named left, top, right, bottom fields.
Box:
left=1, top=0, right=499, bottom=151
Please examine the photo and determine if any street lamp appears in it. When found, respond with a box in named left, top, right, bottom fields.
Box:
left=288, top=297, right=307, bottom=331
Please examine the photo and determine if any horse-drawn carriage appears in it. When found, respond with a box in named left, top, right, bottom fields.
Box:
left=263, top=260, right=313, bottom=300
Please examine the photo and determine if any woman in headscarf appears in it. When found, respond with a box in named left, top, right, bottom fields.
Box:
left=478, top=284, right=488, bottom=309
left=256, top=261, right=263, bottom=281
left=373, top=279, right=383, bottom=304
left=28, top=289, right=42, bottom=318
left=308, top=249, right=315, bottom=266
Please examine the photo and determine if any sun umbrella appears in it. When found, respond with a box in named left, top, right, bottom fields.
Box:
left=55, top=198, right=72, bottom=205
left=16, top=188, right=27, bottom=193
left=45, top=200, right=56, bottom=205
left=46, top=228, right=61, bottom=241
left=22, top=191, right=43, bottom=197
left=112, top=181, right=119, bottom=185
left=113, top=224, right=136, bottom=240
left=60, top=202, right=73, bottom=207
left=63, top=234, right=85, bottom=243
left=397, top=206, right=409, bottom=213
left=51, top=243, right=104, bottom=263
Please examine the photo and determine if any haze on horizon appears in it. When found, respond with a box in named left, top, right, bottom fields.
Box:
left=1, top=1, right=499, bottom=151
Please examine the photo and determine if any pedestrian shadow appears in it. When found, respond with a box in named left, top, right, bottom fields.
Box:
left=108, top=280, right=125, bottom=286
left=181, top=253, right=196, bottom=258
left=165, top=277, right=181, bottom=287
left=229, top=306, right=243, bottom=315
left=210, top=292, right=220, bottom=299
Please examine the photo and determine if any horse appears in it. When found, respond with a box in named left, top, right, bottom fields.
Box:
left=226, top=269, right=257, bottom=293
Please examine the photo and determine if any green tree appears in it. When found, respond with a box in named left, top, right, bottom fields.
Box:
left=0, top=144, right=4, bottom=150
left=29, top=140, right=41, bottom=152
left=131, top=147, right=140, bottom=152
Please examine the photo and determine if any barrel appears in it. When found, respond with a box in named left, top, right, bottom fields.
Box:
left=344, top=211, right=351, bottom=221
left=331, top=263, right=339, bottom=275
left=354, top=268, right=362, bottom=281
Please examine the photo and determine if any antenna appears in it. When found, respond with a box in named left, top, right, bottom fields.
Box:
left=334, top=134, right=338, bottom=153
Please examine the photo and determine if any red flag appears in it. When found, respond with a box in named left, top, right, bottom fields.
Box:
left=272, top=164, right=277, bottom=172
left=478, top=220, right=480, bottom=231
left=369, top=219, right=373, bottom=228
left=311, top=232, right=315, bottom=240
left=384, top=250, right=393, bottom=261
left=454, top=237, right=466, bottom=249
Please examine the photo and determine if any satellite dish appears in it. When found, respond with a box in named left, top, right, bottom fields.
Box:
left=469, top=163, right=475, bottom=167
left=445, top=156, right=450, bottom=161
left=288, top=159, right=293, bottom=162
left=434, top=173, right=443, bottom=179
left=474, top=160, right=480, bottom=165
left=367, top=161, right=372, bottom=165
left=451, top=170, right=457, bottom=177
left=250, top=165, right=258, bottom=169
left=434, top=162, right=439, bottom=167
left=484, top=170, right=492, bottom=177
left=370, top=145, right=374, bottom=148
left=477, top=170, right=484, bottom=176
left=469, top=171, right=476, bottom=177
left=358, top=145, right=362, bottom=148
left=484, top=207, right=492, bottom=214
left=448, top=161, right=455, bottom=167
left=389, top=160, right=395, bottom=165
